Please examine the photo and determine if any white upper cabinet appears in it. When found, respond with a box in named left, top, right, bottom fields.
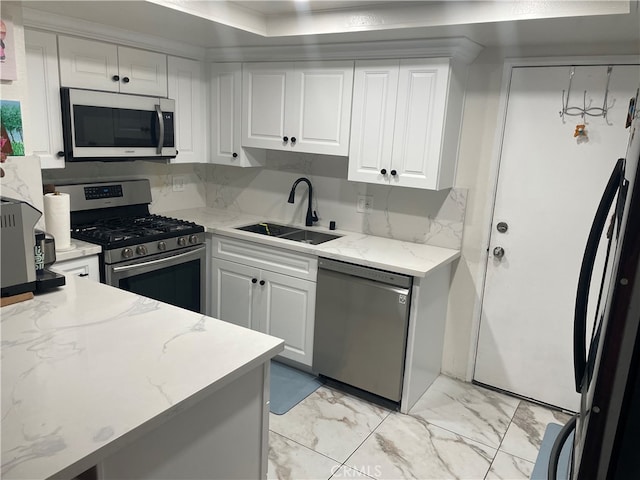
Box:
left=349, top=58, right=465, bottom=190
left=25, top=29, right=65, bottom=169
left=211, top=63, right=265, bottom=167
left=58, top=36, right=168, bottom=97
left=168, top=56, right=207, bottom=164
left=242, top=61, right=354, bottom=156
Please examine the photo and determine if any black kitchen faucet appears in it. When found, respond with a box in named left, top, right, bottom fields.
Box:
left=288, top=177, right=318, bottom=227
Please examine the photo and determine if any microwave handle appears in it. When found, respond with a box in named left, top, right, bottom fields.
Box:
left=155, top=104, right=164, bottom=154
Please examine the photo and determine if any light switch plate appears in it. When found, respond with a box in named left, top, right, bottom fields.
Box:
left=172, top=175, right=185, bottom=192
left=357, top=195, right=373, bottom=213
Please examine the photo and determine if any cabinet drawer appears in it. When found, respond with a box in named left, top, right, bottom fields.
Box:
left=211, top=236, right=317, bottom=281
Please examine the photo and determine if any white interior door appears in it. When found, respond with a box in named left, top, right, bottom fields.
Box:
left=474, top=64, right=639, bottom=411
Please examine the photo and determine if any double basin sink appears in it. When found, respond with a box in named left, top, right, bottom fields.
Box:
left=236, top=222, right=341, bottom=245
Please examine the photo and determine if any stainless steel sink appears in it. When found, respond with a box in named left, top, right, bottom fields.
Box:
left=235, top=222, right=341, bottom=245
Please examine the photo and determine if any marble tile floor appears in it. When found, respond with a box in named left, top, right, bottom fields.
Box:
left=267, top=375, right=572, bottom=480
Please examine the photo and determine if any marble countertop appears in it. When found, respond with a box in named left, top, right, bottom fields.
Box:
left=164, top=207, right=460, bottom=277
left=54, top=239, right=102, bottom=262
left=1, top=277, right=284, bottom=480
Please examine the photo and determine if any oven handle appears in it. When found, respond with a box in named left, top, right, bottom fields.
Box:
left=112, top=247, right=203, bottom=273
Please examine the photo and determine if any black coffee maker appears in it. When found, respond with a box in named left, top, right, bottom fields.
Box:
left=34, top=230, right=65, bottom=292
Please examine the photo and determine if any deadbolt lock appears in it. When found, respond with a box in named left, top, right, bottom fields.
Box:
left=496, top=222, right=509, bottom=233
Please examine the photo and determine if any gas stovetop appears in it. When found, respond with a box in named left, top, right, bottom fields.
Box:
left=56, top=180, right=206, bottom=265
left=72, top=214, right=204, bottom=248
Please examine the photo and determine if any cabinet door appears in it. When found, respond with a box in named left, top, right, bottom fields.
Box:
left=211, top=258, right=260, bottom=330
left=168, top=57, right=206, bottom=164
left=51, top=255, right=100, bottom=281
left=391, top=59, right=450, bottom=189
left=242, top=62, right=293, bottom=150
left=211, top=63, right=265, bottom=167
left=289, top=61, right=354, bottom=156
left=25, top=30, right=64, bottom=169
left=117, top=46, right=168, bottom=97
left=348, top=60, right=399, bottom=184
left=58, top=36, right=119, bottom=92
left=257, top=271, right=316, bottom=367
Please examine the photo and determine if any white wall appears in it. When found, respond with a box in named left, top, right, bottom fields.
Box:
left=0, top=3, right=47, bottom=228
left=441, top=42, right=639, bottom=381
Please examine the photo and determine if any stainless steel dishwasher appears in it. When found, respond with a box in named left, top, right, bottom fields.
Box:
left=313, top=258, right=412, bottom=403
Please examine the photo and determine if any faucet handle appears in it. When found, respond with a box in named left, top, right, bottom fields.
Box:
left=312, top=211, right=319, bottom=222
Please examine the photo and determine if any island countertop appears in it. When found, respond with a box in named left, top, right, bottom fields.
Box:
left=1, top=277, right=284, bottom=479
left=162, top=207, right=460, bottom=277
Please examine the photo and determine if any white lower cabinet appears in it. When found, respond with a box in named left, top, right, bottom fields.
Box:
left=210, top=237, right=317, bottom=367
left=51, top=255, right=100, bottom=282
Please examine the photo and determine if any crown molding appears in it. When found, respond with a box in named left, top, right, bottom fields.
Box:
left=206, top=37, right=484, bottom=64
left=22, top=7, right=205, bottom=60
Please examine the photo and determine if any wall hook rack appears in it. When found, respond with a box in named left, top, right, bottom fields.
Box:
left=560, top=66, right=614, bottom=122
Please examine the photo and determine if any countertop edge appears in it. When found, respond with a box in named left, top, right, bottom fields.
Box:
left=51, top=340, right=285, bottom=480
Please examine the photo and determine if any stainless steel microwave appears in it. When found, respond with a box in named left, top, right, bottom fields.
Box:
left=60, top=88, right=177, bottom=162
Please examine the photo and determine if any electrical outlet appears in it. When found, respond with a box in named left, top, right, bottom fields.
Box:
left=172, top=175, right=185, bottom=192
left=356, top=195, right=373, bottom=213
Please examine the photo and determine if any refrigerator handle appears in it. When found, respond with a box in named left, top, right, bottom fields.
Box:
left=574, top=158, right=625, bottom=392
left=548, top=414, right=578, bottom=480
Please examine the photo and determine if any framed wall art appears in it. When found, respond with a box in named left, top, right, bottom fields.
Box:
left=0, top=16, right=18, bottom=81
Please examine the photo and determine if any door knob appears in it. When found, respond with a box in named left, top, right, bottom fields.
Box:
left=496, top=222, right=509, bottom=233
left=493, top=246, right=505, bottom=259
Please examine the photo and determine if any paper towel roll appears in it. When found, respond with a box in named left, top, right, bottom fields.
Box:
left=44, top=192, right=71, bottom=250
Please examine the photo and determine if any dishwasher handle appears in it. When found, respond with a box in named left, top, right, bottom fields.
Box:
left=319, top=268, right=411, bottom=297
left=318, top=257, right=412, bottom=289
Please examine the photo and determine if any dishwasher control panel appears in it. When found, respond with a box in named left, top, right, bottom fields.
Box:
left=318, top=257, right=412, bottom=289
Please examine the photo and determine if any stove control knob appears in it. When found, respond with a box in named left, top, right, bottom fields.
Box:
left=136, top=245, right=148, bottom=256
left=177, top=237, right=187, bottom=247
left=122, top=248, right=134, bottom=259
left=158, top=241, right=167, bottom=251
left=189, top=234, right=199, bottom=245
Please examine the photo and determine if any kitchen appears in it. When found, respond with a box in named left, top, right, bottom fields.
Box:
left=1, top=1, right=640, bottom=479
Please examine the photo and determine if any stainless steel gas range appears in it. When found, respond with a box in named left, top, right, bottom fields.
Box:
left=57, top=180, right=205, bottom=313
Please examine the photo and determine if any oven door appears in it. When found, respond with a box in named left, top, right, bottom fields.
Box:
left=105, top=245, right=205, bottom=314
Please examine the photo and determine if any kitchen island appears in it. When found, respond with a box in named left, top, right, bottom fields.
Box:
left=1, top=276, right=284, bottom=479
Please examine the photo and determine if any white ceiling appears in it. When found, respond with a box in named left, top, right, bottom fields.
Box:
left=23, top=0, right=640, bottom=54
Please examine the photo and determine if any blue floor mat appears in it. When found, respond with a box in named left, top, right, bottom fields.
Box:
left=270, top=361, right=323, bottom=415
left=531, top=422, right=574, bottom=480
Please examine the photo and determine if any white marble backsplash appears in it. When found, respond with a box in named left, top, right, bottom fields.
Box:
left=0, top=155, right=46, bottom=230
left=41, top=160, right=207, bottom=213
left=206, top=151, right=467, bottom=249
left=39, top=151, right=466, bottom=250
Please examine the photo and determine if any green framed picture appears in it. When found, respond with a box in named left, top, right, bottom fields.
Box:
left=1, top=99, right=24, bottom=157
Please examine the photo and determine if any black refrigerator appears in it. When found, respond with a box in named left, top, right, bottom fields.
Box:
left=548, top=99, right=640, bottom=479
